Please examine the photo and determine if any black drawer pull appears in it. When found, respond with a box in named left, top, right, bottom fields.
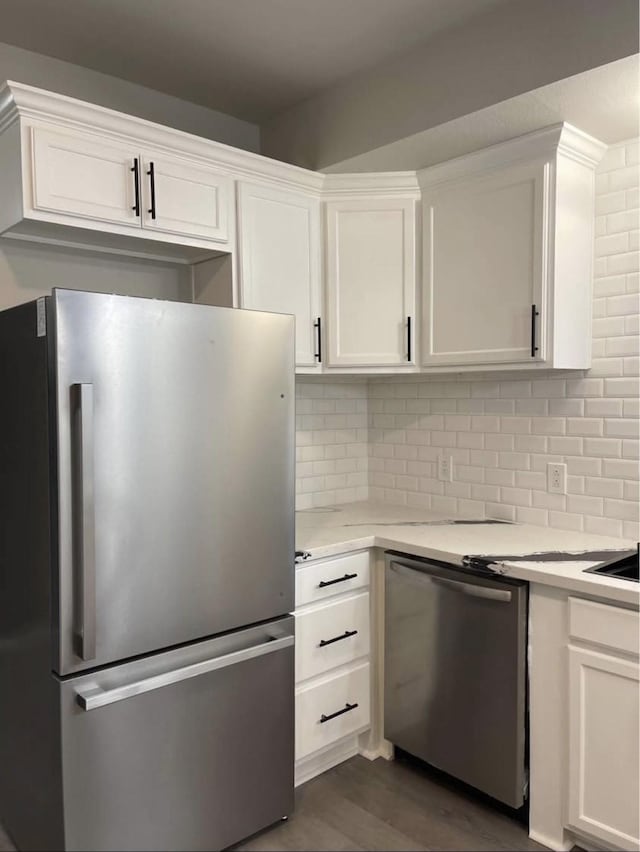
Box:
left=147, top=161, right=156, bottom=219
left=131, top=158, right=140, bottom=216
left=320, top=702, right=358, bottom=724
left=314, top=317, right=322, bottom=363
left=407, top=315, right=412, bottom=362
left=531, top=304, right=539, bottom=357
left=318, top=572, right=357, bottom=588
left=318, top=629, right=358, bottom=648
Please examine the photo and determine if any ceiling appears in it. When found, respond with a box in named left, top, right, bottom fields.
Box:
left=0, top=0, right=507, bottom=122
left=324, top=55, right=640, bottom=173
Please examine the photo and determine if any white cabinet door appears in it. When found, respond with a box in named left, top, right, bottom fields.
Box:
left=237, top=182, right=322, bottom=368
left=325, top=198, right=416, bottom=367
left=421, top=160, right=547, bottom=367
left=30, top=127, right=141, bottom=228
left=568, top=645, right=639, bottom=851
left=141, top=154, right=230, bottom=242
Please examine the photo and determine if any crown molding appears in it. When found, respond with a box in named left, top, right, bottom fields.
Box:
left=0, top=80, right=325, bottom=195
left=322, top=171, right=420, bottom=199
left=417, top=122, right=605, bottom=189
left=0, top=82, right=608, bottom=203
left=557, top=122, right=607, bottom=168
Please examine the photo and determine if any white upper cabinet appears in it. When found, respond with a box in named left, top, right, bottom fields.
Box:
left=419, top=125, right=605, bottom=371
left=237, top=182, right=322, bottom=369
left=422, top=160, right=545, bottom=366
left=140, top=154, right=230, bottom=242
left=325, top=197, right=417, bottom=368
left=0, top=82, right=238, bottom=263
left=30, top=127, right=140, bottom=228
left=0, top=84, right=605, bottom=374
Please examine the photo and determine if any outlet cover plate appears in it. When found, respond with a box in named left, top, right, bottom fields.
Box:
left=438, top=455, right=452, bottom=482
left=547, top=462, right=567, bottom=494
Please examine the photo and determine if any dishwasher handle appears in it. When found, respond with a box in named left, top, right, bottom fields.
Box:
left=391, top=562, right=512, bottom=602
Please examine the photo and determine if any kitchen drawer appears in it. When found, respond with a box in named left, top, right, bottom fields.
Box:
left=569, top=597, right=640, bottom=657
left=295, top=592, right=370, bottom=682
left=295, top=662, right=370, bottom=760
left=296, top=551, right=369, bottom=607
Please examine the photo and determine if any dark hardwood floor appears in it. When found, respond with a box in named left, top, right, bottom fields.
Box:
left=234, top=754, right=548, bottom=852
left=0, top=754, right=549, bottom=851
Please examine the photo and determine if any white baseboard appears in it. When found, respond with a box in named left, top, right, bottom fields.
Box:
left=295, top=736, right=359, bottom=786
left=356, top=738, right=395, bottom=762
left=528, top=828, right=573, bottom=851
left=378, top=739, right=395, bottom=760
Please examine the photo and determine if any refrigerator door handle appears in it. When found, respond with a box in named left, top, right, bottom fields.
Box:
left=71, top=383, right=96, bottom=661
left=75, top=633, right=294, bottom=711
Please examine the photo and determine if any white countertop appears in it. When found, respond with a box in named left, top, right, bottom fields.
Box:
left=296, top=501, right=639, bottom=605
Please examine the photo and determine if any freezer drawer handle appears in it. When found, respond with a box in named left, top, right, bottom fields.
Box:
left=75, top=633, right=294, bottom=711
left=392, top=563, right=512, bottom=602
left=318, top=572, right=358, bottom=588
left=71, top=383, right=96, bottom=661
left=320, top=702, right=358, bottom=724
left=318, top=629, right=358, bottom=648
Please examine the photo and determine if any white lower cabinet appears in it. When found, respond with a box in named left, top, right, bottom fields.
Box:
left=567, top=598, right=640, bottom=851
left=295, top=662, right=371, bottom=760
left=294, top=551, right=371, bottom=783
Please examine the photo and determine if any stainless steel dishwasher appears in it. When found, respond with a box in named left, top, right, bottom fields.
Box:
left=384, top=551, right=528, bottom=809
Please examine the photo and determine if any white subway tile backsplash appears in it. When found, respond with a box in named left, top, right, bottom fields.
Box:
left=608, top=164, right=640, bottom=192
left=595, top=190, right=626, bottom=216
left=585, top=476, right=624, bottom=498
left=585, top=398, right=623, bottom=417
left=595, top=232, right=629, bottom=257
left=599, top=145, right=626, bottom=173
left=549, top=511, right=584, bottom=532
left=297, top=140, right=639, bottom=533
left=585, top=516, right=624, bottom=537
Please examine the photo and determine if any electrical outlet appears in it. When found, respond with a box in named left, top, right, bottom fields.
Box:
left=438, top=455, right=453, bottom=482
left=547, top=462, right=567, bottom=494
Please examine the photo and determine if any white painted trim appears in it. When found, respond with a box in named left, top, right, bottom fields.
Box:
left=417, top=123, right=605, bottom=189
left=528, top=828, right=574, bottom=852
left=0, top=80, right=325, bottom=195
left=323, top=171, right=420, bottom=198
left=294, top=735, right=359, bottom=786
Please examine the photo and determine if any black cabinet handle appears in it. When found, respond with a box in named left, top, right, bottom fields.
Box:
left=147, top=161, right=156, bottom=220
left=318, top=572, right=357, bottom=588
left=320, top=702, right=358, bottom=724
left=407, top=316, right=412, bottom=362
left=531, top=304, right=539, bottom=357
left=314, top=317, right=322, bottom=363
left=131, top=158, right=140, bottom=217
left=318, top=629, right=358, bottom=648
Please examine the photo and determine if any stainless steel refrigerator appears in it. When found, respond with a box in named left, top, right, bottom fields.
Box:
left=0, top=289, right=295, bottom=851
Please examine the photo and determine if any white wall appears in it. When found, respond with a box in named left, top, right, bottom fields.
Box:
left=365, top=139, right=639, bottom=539
left=0, top=39, right=259, bottom=311
left=0, top=41, right=260, bottom=152
left=261, top=0, right=638, bottom=169
left=0, top=241, right=192, bottom=309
